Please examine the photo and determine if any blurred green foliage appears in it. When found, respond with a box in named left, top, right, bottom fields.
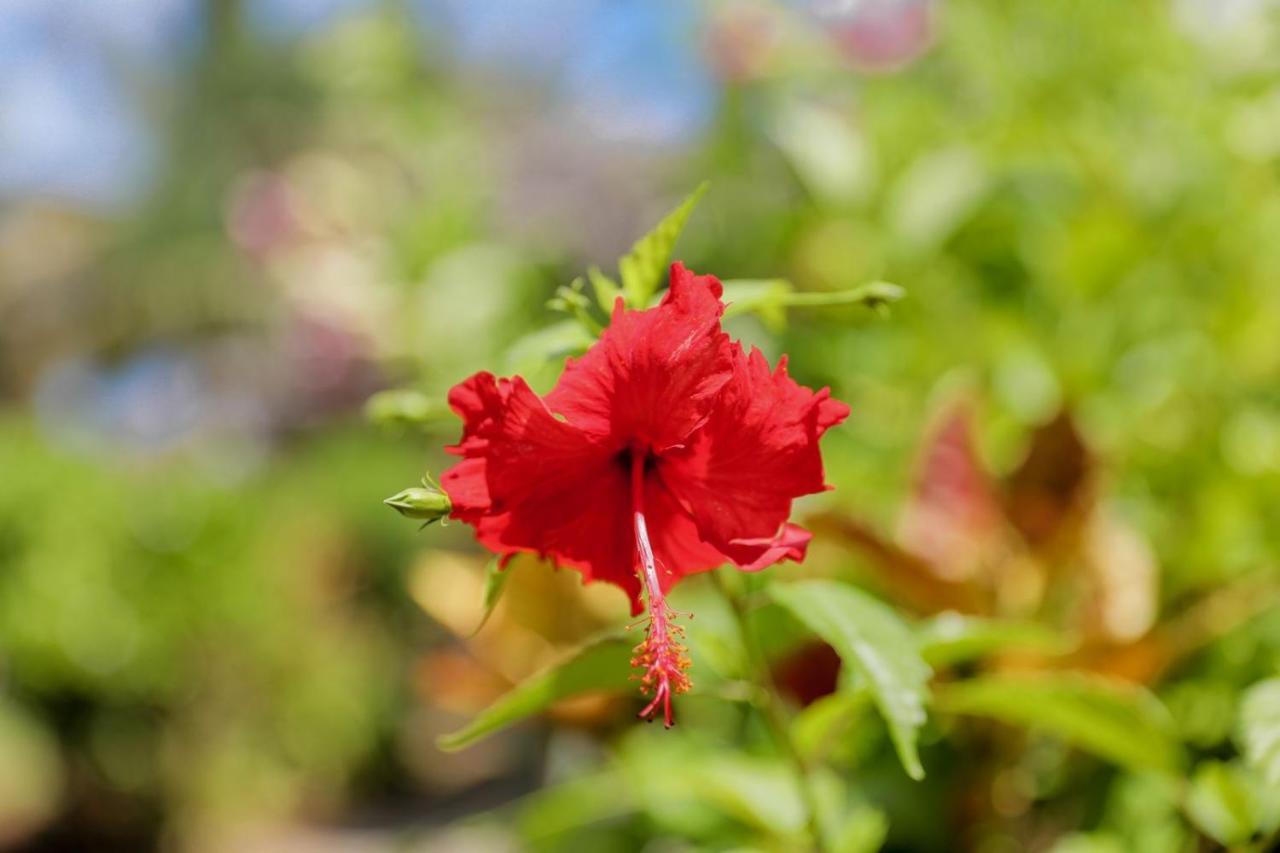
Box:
left=0, top=423, right=421, bottom=843
left=3, top=0, right=1280, bottom=850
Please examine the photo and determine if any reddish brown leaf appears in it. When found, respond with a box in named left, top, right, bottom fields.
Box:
left=898, top=397, right=1004, bottom=581
left=1002, top=410, right=1094, bottom=555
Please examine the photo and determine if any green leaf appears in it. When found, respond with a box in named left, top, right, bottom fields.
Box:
left=833, top=805, right=889, bottom=853
left=769, top=99, right=874, bottom=207
left=791, top=690, right=873, bottom=764
left=363, top=389, right=452, bottom=430
left=692, top=756, right=809, bottom=836
left=437, top=634, right=634, bottom=751
left=1185, top=760, right=1280, bottom=847
left=469, top=557, right=509, bottom=636
left=916, top=613, right=1072, bottom=667
left=769, top=581, right=932, bottom=780
left=516, top=770, right=634, bottom=842
left=934, top=673, right=1183, bottom=775
left=587, top=266, right=622, bottom=313
left=888, top=145, right=988, bottom=250
left=618, top=181, right=709, bottom=308
left=1240, top=678, right=1280, bottom=786
left=547, top=277, right=604, bottom=334
left=503, top=318, right=596, bottom=373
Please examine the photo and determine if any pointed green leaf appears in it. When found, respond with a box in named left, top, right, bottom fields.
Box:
left=769, top=581, right=932, bottom=780
left=1240, top=678, right=1280, bottom=786
left=469, top=557, right=510, bottom=636
left=934, top=673, right=1183, bottom=775
left=916, top=613, right=1072, bottom=667
left=587, top=266, right=622, bottom=313
left=547, top=278, right=604, bottom=334
left=437, top=634, right=634, bottom=751
left=619, top=182, right=709, bottom=308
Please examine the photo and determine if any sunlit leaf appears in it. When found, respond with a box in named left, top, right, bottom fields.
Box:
left=934, top=673, right=1183, bottom=775
left=618, top=181, right=709, bottom=308
left=916, top=612, right=1072, bottom=667
left=1185, top=760, right=1280, bottom=847
left=888, top=145, right=987, bottom=249
left=770, top=100, right=874, bottom=206
left=833, top=804, right=889, bottom=853
left=437, top=634, right=633, bottom=751
left=770, top=581, right=931, bottom=780
left=1239, top=677, right=1280, bottom=786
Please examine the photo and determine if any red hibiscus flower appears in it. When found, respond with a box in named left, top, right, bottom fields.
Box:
left=441, top=263, right=849, bottom=725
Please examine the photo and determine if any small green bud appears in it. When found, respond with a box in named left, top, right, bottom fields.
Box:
left=384, top=485, right=452, bottom=525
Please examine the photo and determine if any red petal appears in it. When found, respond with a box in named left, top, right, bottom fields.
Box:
left=438, top=267, right=846, bottom=610
left=732, top=522, right=813, bottom=571
left=644, top=476, right=733, bottom=594
left=440, top=457, right=490, bottom=523
left=658, top=347, right=848, bottom=568
left=545, top=262, right=735, bottom=452
left=440, top=372, right=642, bottom=608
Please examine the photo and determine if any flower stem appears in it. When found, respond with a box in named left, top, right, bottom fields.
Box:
left=712, top=570, right=829, bottom=853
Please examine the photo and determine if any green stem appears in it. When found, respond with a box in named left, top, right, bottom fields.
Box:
left=712, top=571, right=829, bottom=852
left=782, top=281, right=904, bottom=308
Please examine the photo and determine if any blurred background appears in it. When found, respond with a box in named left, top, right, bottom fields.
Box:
left=2, top=0, right=1280, bottom=850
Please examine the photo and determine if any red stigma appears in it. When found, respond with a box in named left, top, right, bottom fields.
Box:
left=629, top=451, right=691, bottom=727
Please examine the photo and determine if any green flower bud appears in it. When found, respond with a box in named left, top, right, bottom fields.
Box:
left=384, top=484, right=452, bottom=525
